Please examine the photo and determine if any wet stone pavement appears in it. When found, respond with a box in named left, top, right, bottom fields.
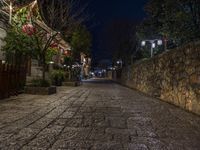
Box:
left=0, top=79, right=200, bottom=150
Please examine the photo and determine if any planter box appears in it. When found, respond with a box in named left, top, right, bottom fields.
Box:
left=25, top=86, right=57, bottom=95
left=63, top=81, right=81, bottom=87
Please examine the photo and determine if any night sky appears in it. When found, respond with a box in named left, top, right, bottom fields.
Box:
left=84, top=0, right=148, bottom=63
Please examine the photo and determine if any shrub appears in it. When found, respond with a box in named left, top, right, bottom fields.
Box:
left=29, top=79, right=50, bottom=87
left=50, top=70, right=65, bottom=86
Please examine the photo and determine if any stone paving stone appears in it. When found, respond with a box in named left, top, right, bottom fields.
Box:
left=130, top=137, right=168, bottom=150
left=93, top=116, right=108, bottom=127
left=45, top=107, right=66, bottom=119
left=59, top=127, right=91, bottom=140
left=0, top=80, right=200, bottom=150
left=91, top=142, right=124, bottom=150
left=0, top=133, right=13, bottom=141
left=161, top=138, right=200, bottom=150
left=88, top=128, right=111, bottom=142
left=26, top=125, right=63, bottom=148
left=65, top=118, right=83, bottom=127
left=105, top=128, right=137, bottom=142
left=0, top=128, right=39, bottom=149
left=59, top=110, right=76, bottom=119
left=50, top=119, right=68, bottom=126
left=28, top=117, right=53, bottom=130
left=125, top=144, right=149, bottom=150
left=51, top=139, right=93, bottom=149
left=78, top=106, right=96, bottom=113
left=82, top=115, right=93, bottom=127
left=107, top=117, right=127, bottom=129
left=127, top=116, right=158, bottom=138
left=21, top=146, right=47, bottom=150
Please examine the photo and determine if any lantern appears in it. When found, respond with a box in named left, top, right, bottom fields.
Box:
left=63, top=50, right=71, bottom=56
left=22, top=24, right=36, bottom=36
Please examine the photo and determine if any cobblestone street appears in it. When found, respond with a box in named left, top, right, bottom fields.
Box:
left=0, top=79, right=200, bottom=150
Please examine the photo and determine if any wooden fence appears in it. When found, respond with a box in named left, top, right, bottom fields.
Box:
left=0, top=61, right=27, bottom=99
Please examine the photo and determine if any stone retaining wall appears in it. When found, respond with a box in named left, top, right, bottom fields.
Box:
left=118, top=42, right=200, bottom=115
left=0, top=27, right=6, bottom=61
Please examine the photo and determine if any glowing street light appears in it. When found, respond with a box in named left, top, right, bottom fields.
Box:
left=116, top=60, right=123, bottom=68
left=141, top=41, right=146, bottom=46
left=141, top=39, right=163, bottom=57
left=157, top=40, right=163, bottom=46
left=152, top=43, right=156, bottom=48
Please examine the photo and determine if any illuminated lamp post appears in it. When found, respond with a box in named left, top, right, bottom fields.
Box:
left=116, top=59, right=123, bottom=68
left=141, top=39, right=163, bottom=57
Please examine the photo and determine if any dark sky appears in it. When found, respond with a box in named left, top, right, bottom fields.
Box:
left=84, top=0, right=148, bottom=62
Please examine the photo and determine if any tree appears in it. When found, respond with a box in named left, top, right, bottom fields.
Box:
left=101, top=20, right=138, bottom=66
left=37, top=0, right=87, bottom=37
left=35, top=0, right=88, bottom=80
left=138, top=0, right=200, bottom=47
left=70, top=25, right=92, bottom=62
left=2, top=0, right=88, bottom=81
left=2, top=27, right=35, bottom=64
left=0, top=0, right=34, bottom=26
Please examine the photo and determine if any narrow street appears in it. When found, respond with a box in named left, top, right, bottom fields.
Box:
left=0, top=79, right=200, bottom=150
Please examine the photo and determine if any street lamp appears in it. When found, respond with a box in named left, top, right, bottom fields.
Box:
left=141, top=39, right=163, bottom=57
left=141, top=41, right=146, bottom=47
left=157, top=40, right=163, bottom=46
left=116, top=60, right=123, bottom=68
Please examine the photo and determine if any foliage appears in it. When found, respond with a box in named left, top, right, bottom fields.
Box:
left=13, top=6, right=41, bottom=26
left=2, top=27, right=34, bottom=55
left=101, top=20, right=138, bottom=65
left=64, top=56, right=73, bottom=66
left=46, top=47, right=58, bottom=63
left=70, top=25, right=92, bottom=61
left=64, top=65, right=81, bottom=82
left=13, top=7, right=29, bottom=27
left=2, top=27, right=35, bottom=64
left=3, top=0, right=88, bottom=81
left=37, top=0, right=87, bottom=35
left=50, top=70, right=65, bottom=80
left=29, top=79, right=50, bottom=87
left=50, top=70, right=64, bottom=83
left=138, top=0, right=200, bottom=46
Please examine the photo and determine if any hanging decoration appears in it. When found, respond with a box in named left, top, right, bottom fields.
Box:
left=50, top=42, right=58, bottom=48
left=22, top=23, right=36, bottom=35
left=63, top=50, right=71, bottom=56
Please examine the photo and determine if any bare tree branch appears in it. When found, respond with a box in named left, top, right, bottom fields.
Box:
left=37, top=0, right=88, bottom=35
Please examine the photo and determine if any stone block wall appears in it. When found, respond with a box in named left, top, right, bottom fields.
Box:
left=119, top=42, right=200, bottom=115
left=0, top=27, right=7, bottom=60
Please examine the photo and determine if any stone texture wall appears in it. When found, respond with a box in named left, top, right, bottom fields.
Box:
left=0, top=27, right=7, bottom=60
left=118, top=42, right=200, bottom=115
